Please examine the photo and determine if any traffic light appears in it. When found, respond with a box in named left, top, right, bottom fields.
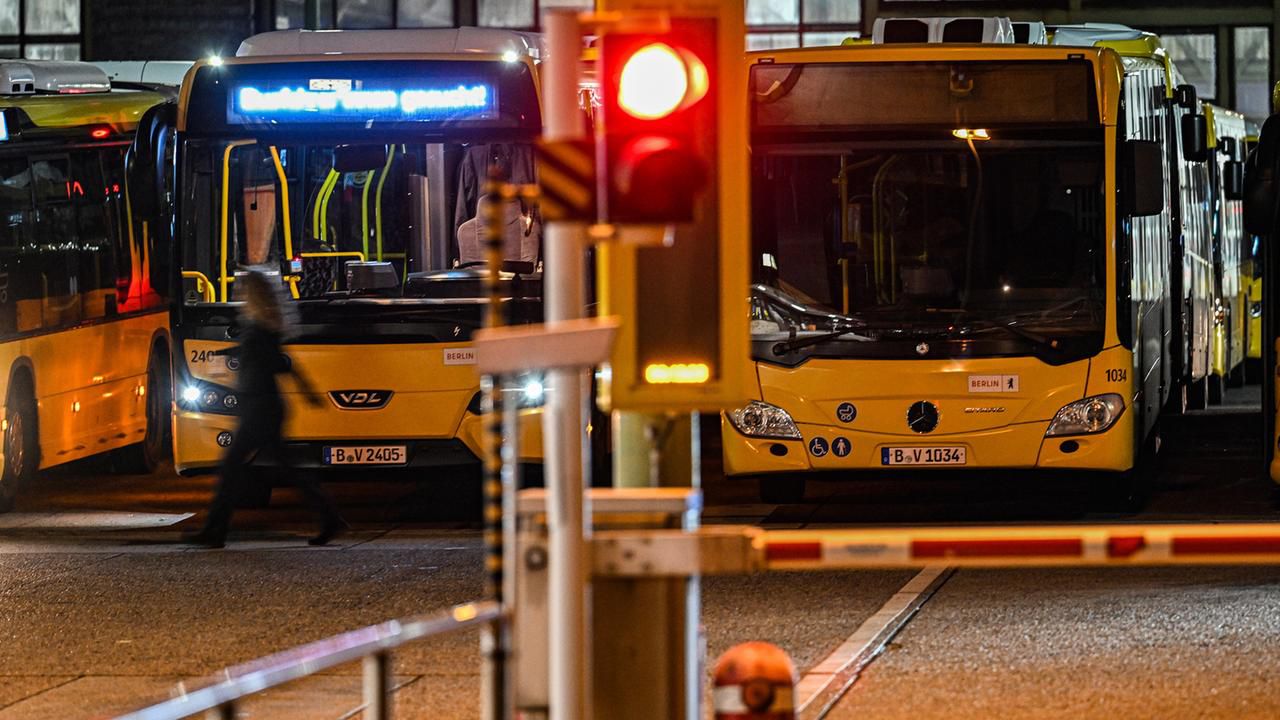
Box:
left=597, top=21, right=714, bottom=223
left=594, top=2, right=750, bottom=412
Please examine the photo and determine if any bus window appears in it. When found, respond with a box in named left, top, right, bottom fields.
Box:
left=30, top=156, right=80, bottom=329
left=72, top=150, right=115, bottom=320
left=0, top=155, right=28, bottom=336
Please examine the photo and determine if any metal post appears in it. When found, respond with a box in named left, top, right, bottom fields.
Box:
left=480, top=174, right=511, bottom=720
left=543, top=10, right=590, bottom=720
left=363, top=651, right=393, bottom=720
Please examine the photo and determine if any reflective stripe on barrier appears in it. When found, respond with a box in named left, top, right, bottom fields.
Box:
left=761, top=524, right=1280, bottom=569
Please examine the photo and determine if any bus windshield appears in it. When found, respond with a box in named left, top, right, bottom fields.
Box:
left=180, top=138, right=540, bottom=307
left=751, top=136, right=1106, bottom=343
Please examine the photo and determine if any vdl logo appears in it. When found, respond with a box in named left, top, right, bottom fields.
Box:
left=329, top=390, right=393, bottom=410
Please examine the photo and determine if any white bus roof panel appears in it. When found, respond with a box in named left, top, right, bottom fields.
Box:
left=93, top=61, right=193, bottom=87
left=236, top=28, right=545, bottom=59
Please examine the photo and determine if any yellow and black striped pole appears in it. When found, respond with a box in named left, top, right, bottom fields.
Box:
left=480, top=169, right=514, bottom=719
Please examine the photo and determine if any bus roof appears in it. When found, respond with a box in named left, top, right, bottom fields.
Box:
left=236, top=28, right=545, bottom=60
left=0, top=87, right=167, bottom=131
left=747, top=43, right=1122, bottom=127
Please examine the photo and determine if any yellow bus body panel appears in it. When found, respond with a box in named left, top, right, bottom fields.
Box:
left=724, top=349, right=1135, bottom=475
left=175, top=339, right=542, bottom=472
left=1248, top=276, right=1263, bottom=359
left=0, top=311, right=165, bottom=474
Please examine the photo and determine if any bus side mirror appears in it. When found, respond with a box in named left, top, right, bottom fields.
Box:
left=1182, top=114, right=1209, bottom=162
left=1225, top=160, right=1246, bottom=200
left=1123, top=139, right=1164, bottom=217
left=1245, top=146, right=1278, bottom=235
left=1174, top=83, right=1198, bottom=110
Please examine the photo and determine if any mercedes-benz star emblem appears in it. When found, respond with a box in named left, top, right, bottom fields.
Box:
left=907, top=400, right=939, bottom=434
left=915, top=342, right=930, bottom=356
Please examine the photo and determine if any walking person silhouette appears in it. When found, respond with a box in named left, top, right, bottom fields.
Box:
left=183, top=271, right=346, bottom=549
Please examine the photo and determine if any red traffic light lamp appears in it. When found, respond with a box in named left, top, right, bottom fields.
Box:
left=616, top=42, right=708, bottom=119
left=598, top=24, right=715, bottom=224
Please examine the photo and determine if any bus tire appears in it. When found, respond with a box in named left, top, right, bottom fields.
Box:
left=1185, top=375, right=1209, bottom=411
left=759, top=475, right=805, bottom=505
left=113, top=347, right=172, bottom=475
left=1093, top=430, right=1157, bottom=513
left=1208, top=373, right=1224, bottom=405
left=0, top=377, right=38, bottom=512
left=1227, top=359, right=1246, bottom=388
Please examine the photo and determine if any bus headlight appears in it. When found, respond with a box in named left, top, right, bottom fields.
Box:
left=1045, top=394, right=1125, bottom=437
left=179, top=382, right=239, bottom=415
left=727, top=400, right=801, bottom=440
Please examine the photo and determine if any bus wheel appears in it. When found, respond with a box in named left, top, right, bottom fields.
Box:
left=1185, top=375, right=1209, bottom=411
left=759, top=475, right=806, bottom=505
left=113, top=349, right=172, bottom=475
left=1093, top=431, right=1157, bottom=513
left=0, top=381, right=38, bottom=512
left=1228, top=359, right=1246, bottom=388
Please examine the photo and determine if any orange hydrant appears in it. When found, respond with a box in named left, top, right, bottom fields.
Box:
left=712, top=641, right=797, bottom=720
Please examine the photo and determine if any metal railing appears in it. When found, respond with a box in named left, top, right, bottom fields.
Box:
left=116, top=600, right=501, bottom=720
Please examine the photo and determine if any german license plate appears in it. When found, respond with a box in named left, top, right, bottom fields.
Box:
left=881, top=446, right=967, bottom=466
left=323, top=445, right=407, bottom=465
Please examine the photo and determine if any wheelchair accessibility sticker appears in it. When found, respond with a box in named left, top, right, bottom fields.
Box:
left=808, top=437, right=829, bottom=457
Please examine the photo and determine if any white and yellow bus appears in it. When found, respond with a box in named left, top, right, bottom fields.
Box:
left=0, top=61, right=171, bottom=509
left=724, top=21, right=1219, bottom=504
left=128, top=29, right=548, bottom=491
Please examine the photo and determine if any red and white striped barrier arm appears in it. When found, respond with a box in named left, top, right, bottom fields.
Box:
left=761, top=524, right=1280, bottom=569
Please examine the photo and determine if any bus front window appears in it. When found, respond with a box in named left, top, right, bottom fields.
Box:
left=754, top=141, right=1106, bottom=333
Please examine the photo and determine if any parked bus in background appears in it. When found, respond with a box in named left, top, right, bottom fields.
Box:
left=0, top=60, right=171, bottom=509
left=1244, top=83, right=1280, bottom=484
left=127, top=29, right=548, bottom=496
left=725, top=20, right=1216, bottom=505
left=1204, top=104, right=1250, bottom=400
left=1070, top=27, right=1219, bottom=410
left=1244, top=125, right=1264, bottom=379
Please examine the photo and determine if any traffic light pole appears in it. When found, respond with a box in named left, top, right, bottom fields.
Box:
left=543, top=11, right=591, bottom=720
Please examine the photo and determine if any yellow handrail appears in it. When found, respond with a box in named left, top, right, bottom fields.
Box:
left=361, top=167, right=376, bottom=259
left=315, top=168, right=340, bottom=246
left=300, top=251, right=367, bottom=261
left=268, top=145, right=300, bottom=300
left=220, top=140, right=257, bottom=302
left=374, top=145, right=397, bottom=261
left=182, top=270, right=216, bottom=302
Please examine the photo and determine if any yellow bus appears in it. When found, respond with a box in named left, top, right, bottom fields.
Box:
left=725, top=22, right=1214, bottom=504
left=1205, top=104, right=1250, bottom=399
left=0, top=61, right=171, bottom=509
left=1244, top=126, right=1264, bottom=376
left=128, top=30, right=548, bottom=492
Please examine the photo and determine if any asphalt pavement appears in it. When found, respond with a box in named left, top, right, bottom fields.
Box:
left=0, top=388, right=1275, bottom=718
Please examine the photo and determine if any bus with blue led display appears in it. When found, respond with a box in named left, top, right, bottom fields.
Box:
left=129, top=29, right=548, bottom=487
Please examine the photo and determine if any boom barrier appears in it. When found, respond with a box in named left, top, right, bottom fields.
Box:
left=760, top=524, right=1280, bottom=569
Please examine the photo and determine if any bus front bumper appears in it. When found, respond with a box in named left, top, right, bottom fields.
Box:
left=721, top=412, right=1134, bottom=476
left=172, top=407, right=545, bottom=475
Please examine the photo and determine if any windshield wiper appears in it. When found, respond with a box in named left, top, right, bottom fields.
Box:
left=962, top=320, right=1062, bottom=352
left=771, top=327, right=870, bottom=356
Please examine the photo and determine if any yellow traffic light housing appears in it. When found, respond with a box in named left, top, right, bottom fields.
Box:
left=595, top=1, right=750, bottom=412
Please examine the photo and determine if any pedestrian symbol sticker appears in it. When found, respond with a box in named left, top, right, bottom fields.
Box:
left=836, top=402, right=857, bottom=423
left=808, top=437, right=829, bottom=457
left=832, top=436, right=851, bottom=457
